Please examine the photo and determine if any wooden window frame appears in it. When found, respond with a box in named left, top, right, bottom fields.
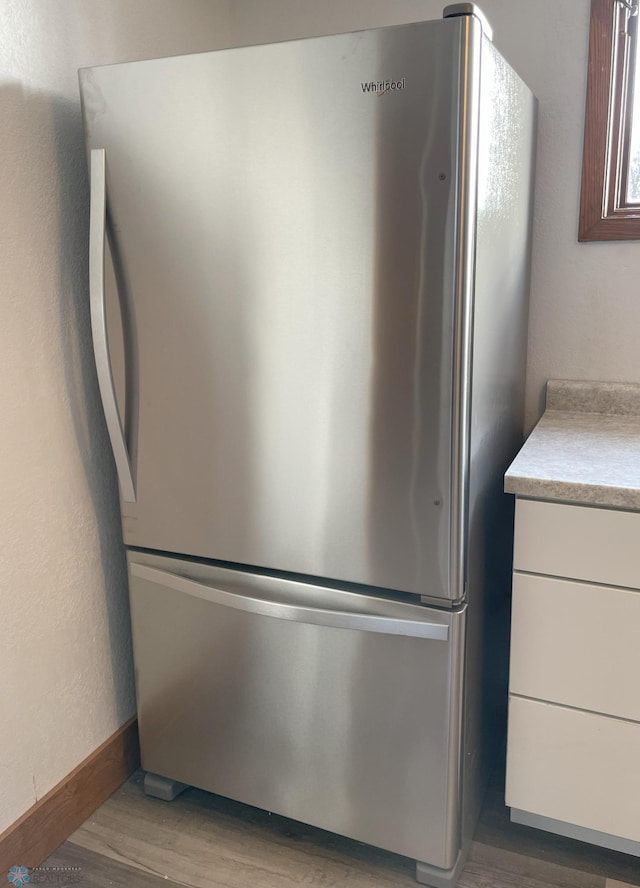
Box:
left=579, top=0, right=640, bottom=241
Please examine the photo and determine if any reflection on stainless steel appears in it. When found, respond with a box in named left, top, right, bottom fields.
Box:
left=80, top=7, right=536, bottom=884
left=449, top=15, right=481, bottom=606
left=459, top=30, right=537, bottom=861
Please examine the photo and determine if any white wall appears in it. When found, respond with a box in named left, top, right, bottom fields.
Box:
left=226, top=0, right=640, bottom=430
left=0, top=0, right=231, bottom=835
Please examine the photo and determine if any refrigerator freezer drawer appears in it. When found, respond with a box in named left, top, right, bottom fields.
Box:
left=128, top=551, right=465, bottom=868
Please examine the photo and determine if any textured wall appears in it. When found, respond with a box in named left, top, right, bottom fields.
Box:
left=0, top=0, right=231, bottom=834
left=226, top=0, right=640, bottom=431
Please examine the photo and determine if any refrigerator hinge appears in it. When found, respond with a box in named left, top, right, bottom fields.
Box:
left=420, top=594, right=455, bottom=609
left=443, top=3, right=494, bottom=42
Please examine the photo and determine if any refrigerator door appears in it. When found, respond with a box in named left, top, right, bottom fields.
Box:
left=128, top=550, right=465, bottom=868
left=80, top=18, right=472, bottom=600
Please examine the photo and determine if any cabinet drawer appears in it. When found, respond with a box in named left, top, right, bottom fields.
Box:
left=510, top=573, right=640, bottom=721
left=513, top=499, right=640, bottom=589
left=506, top=696, right=640, bottom=843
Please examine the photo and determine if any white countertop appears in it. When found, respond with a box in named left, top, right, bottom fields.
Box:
left=505, top=380, right=640, bottom=510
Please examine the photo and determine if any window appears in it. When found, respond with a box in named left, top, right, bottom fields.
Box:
left=579, top=0, right=640, bottom=240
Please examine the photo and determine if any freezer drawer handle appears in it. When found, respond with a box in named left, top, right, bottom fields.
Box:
left=89, top=148, right=136, bottom=503
left=131, top=563, right=449, bottom=641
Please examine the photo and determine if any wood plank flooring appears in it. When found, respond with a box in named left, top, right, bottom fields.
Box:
left=40, top=769, right=639, bottom=888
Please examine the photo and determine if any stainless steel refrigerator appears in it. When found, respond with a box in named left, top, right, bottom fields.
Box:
left=79, top=4, right=536, bottom=885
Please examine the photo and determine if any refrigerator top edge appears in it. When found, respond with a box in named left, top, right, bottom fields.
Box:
left=443, top=4, right=493, bottom=42
left=79, top=16, right=459, bottom=78
left=77, top=12, right=535, bottom=121
left=76, top=7, right=505, bottom=80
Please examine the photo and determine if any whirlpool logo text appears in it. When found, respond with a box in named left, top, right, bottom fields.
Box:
left=361, top=77, right=406, bottom=96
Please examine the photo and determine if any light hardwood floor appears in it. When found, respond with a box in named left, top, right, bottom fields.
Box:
left=43, top=769, right=640, bottom=888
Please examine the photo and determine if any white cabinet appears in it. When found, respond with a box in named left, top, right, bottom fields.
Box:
left=513, top=498, right=640, bottom=589
left=506, top=497, right=640, bottom=853
left=507, top=697, right=640, bottom=843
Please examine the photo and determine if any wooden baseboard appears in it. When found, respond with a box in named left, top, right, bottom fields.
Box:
left=0, top=716, right=139, bottom=871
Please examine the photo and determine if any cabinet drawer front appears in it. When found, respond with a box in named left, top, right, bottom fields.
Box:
left=514, top=499, right=640, bottom=589
left=506, top=696, right=640, bottom=843
left=510, top=573, right=640, bottom=721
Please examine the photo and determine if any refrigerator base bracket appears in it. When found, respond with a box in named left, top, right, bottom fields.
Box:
left=415, top=846, right=467, bottom=888
left=143, top=771, right=189, bottom=802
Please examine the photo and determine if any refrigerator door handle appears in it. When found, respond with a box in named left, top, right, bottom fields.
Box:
left=131, top=563, right=450, bottom=641
left=89, top=148, right=136, bottom=503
